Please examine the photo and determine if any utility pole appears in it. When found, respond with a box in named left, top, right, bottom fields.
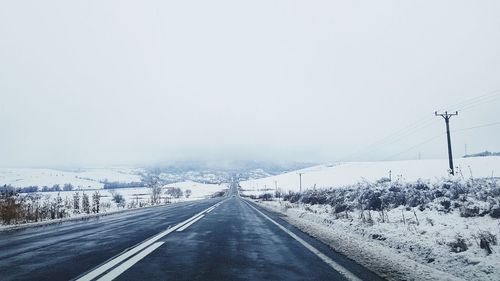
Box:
left=435, top=111, right=458, bottom=175
left=298, top=173, right=303, bottom=193
left=274, top=180, right=279, bottom=201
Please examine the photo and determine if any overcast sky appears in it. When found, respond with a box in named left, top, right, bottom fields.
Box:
left=1, top=1, right=500, bottom=167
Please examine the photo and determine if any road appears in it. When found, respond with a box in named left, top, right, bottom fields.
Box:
left=0, top=183, right=383, bottom=281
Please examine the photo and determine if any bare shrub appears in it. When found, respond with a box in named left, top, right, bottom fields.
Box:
left=475, top=231, right=497, bottom=255
left=259, top=193, right=273, bottom=201
left=490, top=205, right=500, bottom=219
left=0, top=186, right=22, bottom=224
left=110, top=190, right=126, bottom=207
left=448, top=235, right=468, bottom=253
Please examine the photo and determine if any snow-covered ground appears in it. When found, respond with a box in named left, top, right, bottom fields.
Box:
left=243, top=156, right=500, bottom=281
left=241, top=157, right=500, bottom=196
left=255, top=199, right=499, bottom=281
left=0, top=167, right=143, bottom=189
left=162, top=181, right=228, bottom=200
left=32, top=181, right=228, bottom=207
left=0, top=177, right=227, bottom=230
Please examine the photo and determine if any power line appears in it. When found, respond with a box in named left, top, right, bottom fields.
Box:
left=340, top=89, right=500, bottom=162
left=383, top=121, right=500, bottom=161
left=454, top=121, right=500, bottom=132
left=341, top=116, right=435, bottom=161
left=383, top=133, right=444, bottom=160
left=444, top=89, right=500, bottom=112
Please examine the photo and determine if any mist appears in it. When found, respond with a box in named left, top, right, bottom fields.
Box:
left=1, top=0, right=500, bottom=167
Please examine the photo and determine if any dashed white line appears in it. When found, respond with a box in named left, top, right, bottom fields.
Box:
left=176, top=214, right=205, bottom=232
left=244, top=201, right=362, bottom=281
left=75, top=200, right=225, bottom=281
left=96, top=242, right=164, bottom=281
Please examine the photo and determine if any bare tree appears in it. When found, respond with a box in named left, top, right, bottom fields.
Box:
left=92, top=191, right=100, bottom=213
left=148, top=177, right=162, bottom=205
left=82, top=193, right=90, bottom=214
left=166, top=187, right=183, bottom=199
left=73, top=192, right=80, bottom=213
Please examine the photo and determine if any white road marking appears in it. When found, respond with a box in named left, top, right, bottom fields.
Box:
left=205, top=205, right=217, bottom=213
left=96, top=242, right=164, bottom=281
left=75, top=200, right=225, bottom=281
left=245, top=201, right=363, bottom=281
left=176, top=214, right=205, bottom=232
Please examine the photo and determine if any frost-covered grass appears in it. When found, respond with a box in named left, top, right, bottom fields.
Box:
left=251, top=177, right=500, bottom=281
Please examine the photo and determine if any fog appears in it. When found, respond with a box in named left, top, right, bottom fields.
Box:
left=1, top=1, right=499, bottom=167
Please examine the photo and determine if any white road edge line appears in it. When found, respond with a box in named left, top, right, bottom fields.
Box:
left=96, top=242, right=164, bottom=281
left=75, top=200, right=226, bottom=281
left=244, top=201, right=363, bottom=281
left=176, top=214, right=205, bottom=232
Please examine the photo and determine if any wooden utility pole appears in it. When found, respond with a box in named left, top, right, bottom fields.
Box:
left=435, top=111, right=458, bottom=175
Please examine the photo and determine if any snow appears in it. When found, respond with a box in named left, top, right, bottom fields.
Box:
left=0, top=167, right=143, bottom=189
left=255, top=199, right=500, bottom=281
left=28, top=181, right=228, bottom=207
left=162, top=181, right=228, bottom=199
left=0, top=175, right=227, bottom=230
left=241, top=157, right=500, bottom=196
left=241, top=156, right=500, bottom=280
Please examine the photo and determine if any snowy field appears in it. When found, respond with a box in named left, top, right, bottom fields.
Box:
left=0, top=167, right=143, bottom=189
left=245, top=156, right=500, bottom=281
left=0, top=180, right=228, bottom=230
left=241, top=157, right=500, bottom=196
left=33, top=181, right=227, bottom=206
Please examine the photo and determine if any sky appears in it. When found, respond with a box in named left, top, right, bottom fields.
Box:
left=1, top=0, right=500, bottom=167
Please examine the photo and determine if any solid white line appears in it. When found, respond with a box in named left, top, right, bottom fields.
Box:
left=96, top=242, right=164, bottom=281
left=245, top=201, right=362, bottom=281
left=176, top=214, right=205, bottom=232
left=75, top=201, right=224, bottom=281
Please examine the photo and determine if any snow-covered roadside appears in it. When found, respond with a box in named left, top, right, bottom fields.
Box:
left=0, top=202, right=169, bottom=232
left=1, top=182, right=228, bottom=230
left=253, top=199, right=500, bottom=281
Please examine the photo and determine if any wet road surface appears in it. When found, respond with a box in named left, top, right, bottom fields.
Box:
left=0, top=184, right=383, bottom=281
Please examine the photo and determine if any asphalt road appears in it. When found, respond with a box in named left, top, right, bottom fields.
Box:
left=0, top=184, right=383, bottom=281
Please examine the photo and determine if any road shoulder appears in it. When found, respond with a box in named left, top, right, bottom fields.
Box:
left=251, top=199, right=463, bottom=281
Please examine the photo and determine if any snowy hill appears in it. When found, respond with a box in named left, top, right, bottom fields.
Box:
left=162, top=181, right=227, bottom=199
left=240, top=157, right=500, bottom=195
left=0, top=167, right=143, bottom=189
